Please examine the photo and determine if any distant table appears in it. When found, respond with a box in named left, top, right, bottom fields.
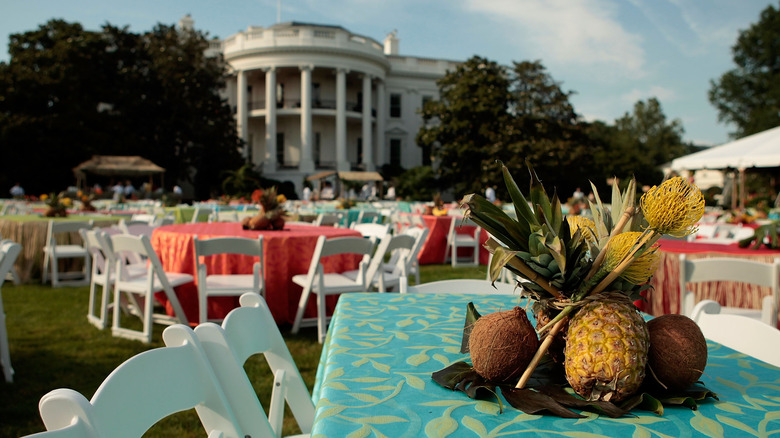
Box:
left=641, top=238, right=780, bottom=322
left=410, top=214, right=490, bottom=265
left=312, top=292, right=780, bottom=437
left=0, top=215, right=120, bottom=283
left=150, top=222, right=362, bottom=325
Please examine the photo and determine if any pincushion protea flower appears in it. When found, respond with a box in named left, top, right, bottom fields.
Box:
left=567, top=216, right=597, bottom=245
left=640, top=177, right=705, bottom=237
left=602, top=231, right=660, bottom=285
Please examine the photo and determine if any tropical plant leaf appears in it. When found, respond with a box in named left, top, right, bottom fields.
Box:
left=460, top=302, right=482, bottom=354
left=500, top=387, right=584, bottom=418
left=621, top=392, right=664, bottom=415
left=500, top=162, right=539, bottom=231
left=534, top=385, right=629, bottom=418
left=431, top=361, right=502, bottom=411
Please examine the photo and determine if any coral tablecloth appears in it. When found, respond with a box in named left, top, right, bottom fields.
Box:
left=312, top=292, right=780, bottom=437
left=641, top=238, right=780, bottom=324
left=150, top=222, right=362, bottom=325
left=409, top=214, right=490, bottom=265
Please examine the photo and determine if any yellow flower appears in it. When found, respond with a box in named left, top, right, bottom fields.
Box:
left=603, top=231, right=660, bottom=285
left=61, top=197, right=72, bottom=207
left=432, top=207, right=448, bottom=216
left=640, top=177, right=704, bottom=237
left=40, top=194, right=48, bottom=201
left=567, top=215, right=597, bottom=244
left=276, top=194, right=287, bottom=204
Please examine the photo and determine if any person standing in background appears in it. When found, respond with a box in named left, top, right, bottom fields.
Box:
left=9, top=183, right=24, bottom=198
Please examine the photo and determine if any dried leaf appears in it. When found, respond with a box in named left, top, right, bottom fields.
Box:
left=500, top=387, right=584, bottom=418
left=460, top=303, right=482, bottom=354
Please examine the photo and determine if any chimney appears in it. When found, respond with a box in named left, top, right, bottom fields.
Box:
left=383, top=30, right=399, bottom=55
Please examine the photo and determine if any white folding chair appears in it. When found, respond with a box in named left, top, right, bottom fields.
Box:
left=313, top=212, right=343, bottom=227
left=350, top=222, right=390, bottom=241
left=110, top=234, right=193, bottom=343
left=0, top=235, right=20, bottom=286
left=191, top=206, right=215, bottom=223
left=0, top=240, right=21, bottom=383
left=389, top=227, right=429, bottom=285
left=128, top=213, right=157, bottom=225
left=194, top=235, right=264, bottom=324
left=209, top=211, right=240, bottom=223
left=291, top=236, right=375, bottom=343
left=402, top=278, right=517, bottom=295
left=444, top=217, right=481, bottom=267
left=343, top=234, right=415, bottom=293
left=194, top=293, right=315, bottom=438
left=679, top=255, right=780, bottom=327
left=117, top=220, right=156, bottom=239
left=81, top=229, right=113, bottom=330
left=42, top=220, right=93, bottom=287
left=691, top=300, right=780, bottom=367
left=355, top=210, right=381, bottom=224
left=23, top=325, right=244, bottom=437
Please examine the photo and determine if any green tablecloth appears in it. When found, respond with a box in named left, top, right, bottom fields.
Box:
left=312, top=292, right=780, bottom=437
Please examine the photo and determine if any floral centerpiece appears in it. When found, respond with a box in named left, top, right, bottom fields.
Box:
left=41, top=192, right=72, bottom=217
left=242, top=187, right=287, bottom=230
left=432, top=162, right=716, bottom=418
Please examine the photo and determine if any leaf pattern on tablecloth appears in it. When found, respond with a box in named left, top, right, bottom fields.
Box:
left=312, top=293, right=780, bottom=437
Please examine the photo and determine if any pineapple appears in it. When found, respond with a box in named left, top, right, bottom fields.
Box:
left=564, top=300, right=649, bottom=402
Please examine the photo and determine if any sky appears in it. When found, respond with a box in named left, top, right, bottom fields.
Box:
left=1, top=0, right=776, bottom=147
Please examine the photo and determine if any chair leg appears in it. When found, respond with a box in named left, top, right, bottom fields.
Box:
left=41, top=251, right=50, bottom=285
left=292, top=285, right=312, bottom=334
left=142, top=290, right=154, bottom=344
left=317, top=292, right=326, bottom=344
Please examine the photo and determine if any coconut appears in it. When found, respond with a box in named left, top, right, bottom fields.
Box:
left=468, top=307, right=539, bottom=382
left=248, top=215, right=271, bottom=230
left=646, top=314, right=707, bottom=391
left=534, top=306, right=568, bottom=365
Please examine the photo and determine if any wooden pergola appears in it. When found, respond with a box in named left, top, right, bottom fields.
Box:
left=73, top=155, right=166, bottom=191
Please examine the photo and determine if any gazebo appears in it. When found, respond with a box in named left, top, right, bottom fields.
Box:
left=73, top=155, right=166, bottom=191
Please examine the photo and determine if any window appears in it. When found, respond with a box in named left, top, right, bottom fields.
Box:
left=314, top=132, right=321, bottom=166
left=390, top=93, right=401, bottom=118
left=422, top=95, right=432, bottom=110
left=357, top=138, right=363, bottom=165
left=276, top=83, right=284, bottom=107
left=313, top=83, right=321, bottom=106
left=276, top=132, right=285, bottom=166
left=390, top=139, right=401, bottom=167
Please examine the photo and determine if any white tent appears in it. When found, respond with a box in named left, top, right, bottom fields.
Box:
left=670, top=125, right=780, bottom=171
left=670, top=125, right=780, bottom=209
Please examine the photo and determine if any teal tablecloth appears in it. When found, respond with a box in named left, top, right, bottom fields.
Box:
left=311, top=292, right=780, bottom=437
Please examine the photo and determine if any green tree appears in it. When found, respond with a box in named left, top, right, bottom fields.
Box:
left=416, top=56, right=511, bottom=198
left=709, top=2, right=780, bottom=138
left=0, top=19, right=243, bottom=197
left=417, top=57, right=598, bottom=199
left=605, top=98, right=686, bottom=186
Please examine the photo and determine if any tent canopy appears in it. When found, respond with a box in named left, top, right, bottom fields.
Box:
left=73, top=155, right=165, bottom=177
left=306, top=171, right=383, bottom=182
left=671, top=125, right=780, bottom=171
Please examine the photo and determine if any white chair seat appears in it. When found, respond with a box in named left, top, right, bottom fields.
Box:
left=47, top=244, right=89, bottom=257
left=292, top=273, right=361, bottom=290
left=115, top=271, right=194, bottom=293
left=203, top=274, right=258, bottom=292
left=42, top=220, right=94, bottom=287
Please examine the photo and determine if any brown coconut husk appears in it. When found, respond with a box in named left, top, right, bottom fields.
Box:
left=469, top=307, right=539, bottom=383
left=533, top=306, right=568, bottom=365
left=646, top=314, right=707, bottom=391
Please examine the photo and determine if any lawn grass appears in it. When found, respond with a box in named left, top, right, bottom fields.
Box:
left=0, top=263, right=486, bottom=437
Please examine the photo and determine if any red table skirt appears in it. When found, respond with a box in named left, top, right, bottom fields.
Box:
left=639, top=238, right=780, bottom=326
left=407, top=214, right=490, bottom=265
left=151, top=222, right=362, bottom=325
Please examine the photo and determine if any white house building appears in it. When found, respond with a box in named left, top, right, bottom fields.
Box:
left=200, top=18, right=460, bottom=194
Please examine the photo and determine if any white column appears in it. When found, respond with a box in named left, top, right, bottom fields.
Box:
left=375, top=80, right=386, bottom=166
left=361, top=74, right=374, bottom=171
left=299, top=65, right=315, bottom=172
left=236, top=70, right=249, bottom=160
left=336, top=68, right=349, bottom=171
left=264, top=67, right=277, bottom=173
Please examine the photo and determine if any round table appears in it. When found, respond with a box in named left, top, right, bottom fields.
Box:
left=641, top=238, right=780, bottom=324
left=150, top=222, right=362, bottom=325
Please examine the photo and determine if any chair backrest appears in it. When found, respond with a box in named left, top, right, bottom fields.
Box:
left=403, top=279, right=517, bottom=295
left=194, top=235, right=264, bottom=259
left=118, top=220, right=156, bottom=238
left=679, top=255, right=780, bottom=325
left=691, top=300, right=780, bottom=367
left=356, top=210, right=381, bottom=224
left=373, top=234, right=416, bottom=276
left=47, top=220, right=93, bottom=244
left=79, top=229, right=109, bottom=277
left=109, top=234, right=188, bottom=324
left=0, top=240, right=21, bottom=290
left=304, top=235, right=375, bottom=287
left=350, top=222, right=390, bottom=240
left=405, top=226, right=430, bottom=261
left=129, top=214, right=157, bottom=225
left=191, top=206, right=214, bottom=223
left=29, top=325, right=243, bottom=437
left=210, top=211, right=240, bottom=223
left=314, top=212, right=343, bottom=227
left=194, top=293, right=315, bottom=437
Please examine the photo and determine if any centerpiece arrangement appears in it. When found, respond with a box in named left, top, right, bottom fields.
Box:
left=432, top=162, right=716, bottom=417
left=242, top=187, right=287, bottom=230
left=41, top=192, right=72, bottom=217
